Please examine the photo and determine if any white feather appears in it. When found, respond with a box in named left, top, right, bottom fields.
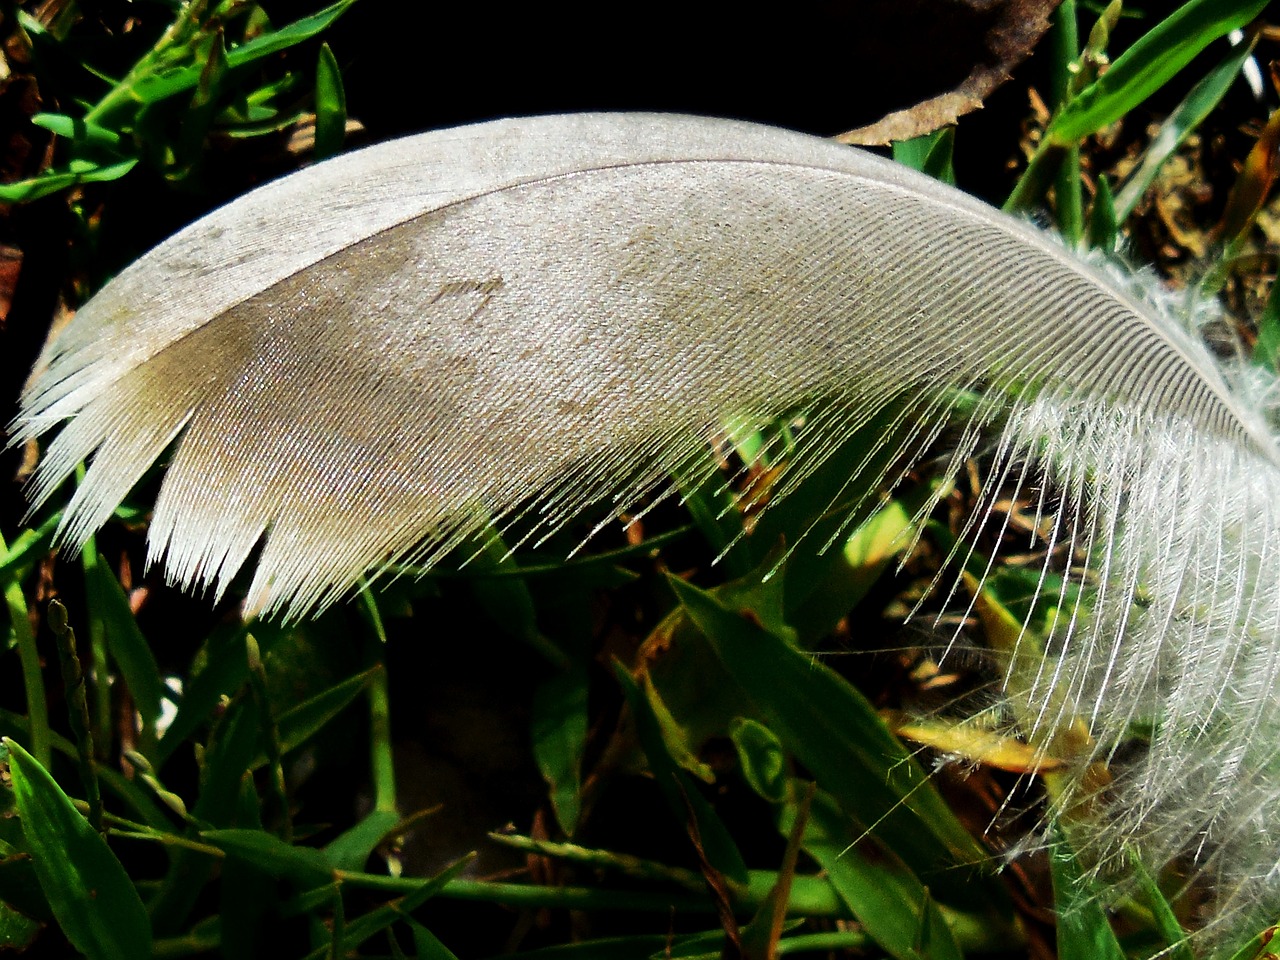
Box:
left=11, top=113, right=1280, bottom=941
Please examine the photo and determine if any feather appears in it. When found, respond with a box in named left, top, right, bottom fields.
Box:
left=11, top=113, right=1280, bottom=937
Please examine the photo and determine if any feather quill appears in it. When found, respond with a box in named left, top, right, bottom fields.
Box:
left=12, top=113, right=1280, bottom=938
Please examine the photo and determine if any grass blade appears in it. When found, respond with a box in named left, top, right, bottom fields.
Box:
left=731, top=718, right=969, bottom=960
left=1045, top=0, right=1266, bottom=145
left=1114, top=36, right=1256, bottom=219
left=83, top=552, right=164, bottom=732
left=667, top=574, right=1005, bottom=914
left=614, top=662, right=749, bottom=885
left=1049, top=829, right=1124, bottom=960
left=313, top=42, right=347, bottom=161
left=3, top=738, right=152, bottom=959
left=533, top=664, right=588, bottom=834
left=200, top=828, right=333, bottom=888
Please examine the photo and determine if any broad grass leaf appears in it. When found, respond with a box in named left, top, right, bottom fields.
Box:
left=788, top=496, right=917, bottom=645
left=533, top=666, right=588, bottom=835
left=3, top=738, right=152, bottom=959
left=786, top=787, right=964, bottom=960
left=613, top=663, right=749, bottom=886
left=201, top=829, right=333, bottom=888
left=667, top=574, right=1005, bottom=914
left=731, top=718, right=966, bottom=960
left=0, top=900, right=40, bottom=950
left=0, top=833, right=51, bottom=922
left=252, top=664, right=379, bottom=768
left=729, top=718, right=788, bottom=804
left=325, top=809, right=403, bottom=872
left=218, top=778, right=276, bottom=959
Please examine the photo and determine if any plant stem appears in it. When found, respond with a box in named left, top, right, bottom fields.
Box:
left=48, top=601, right=103, bottom=831
left=1052, top=0, right=1084, bottom=244
left=0, top=531, right=50, bottom=769
left=359, top=589, right=397, bottom=815
left=245, top=632, right=291, bottom=842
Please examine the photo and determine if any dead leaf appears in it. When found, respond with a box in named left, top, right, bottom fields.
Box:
left=838, top=0, right=1061, bottom=145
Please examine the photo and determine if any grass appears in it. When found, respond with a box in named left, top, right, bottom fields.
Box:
left=0, top=0, right=1278, bottom=957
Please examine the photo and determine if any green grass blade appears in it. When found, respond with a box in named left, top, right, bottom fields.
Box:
left=226, top=0, right=360, bottom=68
left=0, top=834, right=53, bottom=922
left=29, top=112, right=122, bottom=148
left=1128, top=855, right=1193, bottom=960
left=1087, top=173, right=1118, bottom=252
left=0, top=511, right=60, bottom=584
left=313, top=42, right=347, bottom=161
left=1253, top=262, right=1280, bottom=372
left=1114, top=36, right=1256, bottom=220
left=891, top=129, right=954, bottom=184
left=614, top=662, right=749, bottom=885
left=919, top=128, right=955, bottom=184
left=357, top=590, right=398, bottom=815
left=153, top=621, right=267, bottom=765
left=492, top=933, right=718, bottom=958
left=0, top=532, right=50, bottom=771
left=254, top=664, right=379, bottom=767
left=0, top=900, right=40, bottom=949
left=148, top=683, right=266, bottom=930
left=1049, top=830, right=1124, bottom=960
left=324, top=809, right=403, bottom=872
left=126, top=0, right=358, bottom=106
left=3, top=738, right=152, bottom=959
left=84, top=551, right=164, bottom=731
left=0, top=159, right=138, bottom=203
left=200, top=828, right=333, bottom=887
left=667, top=575, right=1003, bottom=911
left=217, top=815, right=276, bottom=959
left=731, top=719, right=968, bottom=960
left=533, top=664, right=588, bottom=834
left=788, top=496, right=917, bottom=646
left=788, top=787, right=964, bottom=960
left=1222, top=924, right=1280, bottom=960
left=46, top=603, right=103, bottom=832
left=404, top=916, right=462, bottom=959
left=304, top=859, right=470, bottom=960
left=1045, top=0, right=1266, bottom=145
left=677, top=449, right=753, bottom=578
